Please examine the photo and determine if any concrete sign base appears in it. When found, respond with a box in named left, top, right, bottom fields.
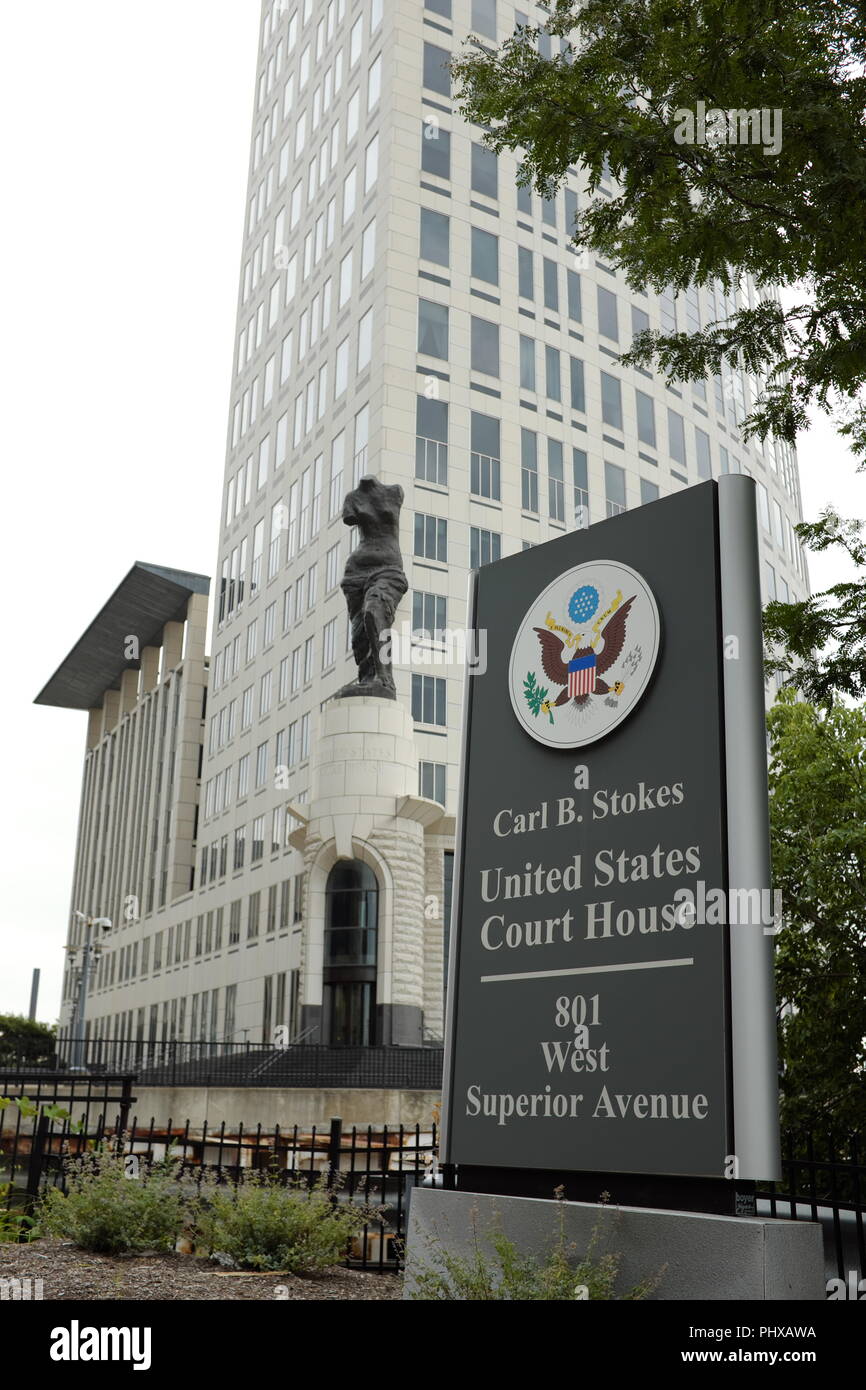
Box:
left=403, top=1188, right=824, bottom=1301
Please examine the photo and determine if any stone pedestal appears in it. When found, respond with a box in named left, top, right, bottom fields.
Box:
left=289, top=697, right=454, bottom=1045
left=403, top=1189, right=825, bottom=1301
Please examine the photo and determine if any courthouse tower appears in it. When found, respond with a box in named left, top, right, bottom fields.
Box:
left=43, top=0, right=806, bottom=1059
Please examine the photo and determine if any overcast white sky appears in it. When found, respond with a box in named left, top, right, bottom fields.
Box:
left=1, top=2, right=864, bottom=1023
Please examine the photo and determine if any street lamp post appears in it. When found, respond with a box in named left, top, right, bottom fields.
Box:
left=69, top=912, right=111, bottom=1070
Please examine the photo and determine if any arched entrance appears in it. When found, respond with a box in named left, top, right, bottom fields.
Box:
left=322, top=859, right=379, bottom=1045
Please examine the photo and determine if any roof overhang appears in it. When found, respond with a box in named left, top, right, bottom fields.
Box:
left=35, top=562, right=210, bottom=711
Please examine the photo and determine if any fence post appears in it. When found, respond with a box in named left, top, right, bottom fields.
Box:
left=24, top=1113, right=50, bottom=1217
left=119, top=1076, right=134, bottom=1134
left=327, top=1116, right=343, bottom=1192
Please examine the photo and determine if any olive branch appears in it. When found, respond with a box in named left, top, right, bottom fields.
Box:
left=524, top=672, right=554, bottom=723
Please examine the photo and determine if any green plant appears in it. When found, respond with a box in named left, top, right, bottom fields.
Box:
left=0, top=1014, right=56, bottom=1067
left=196, top=1172, right=375, bottom=1273
left=409, top=1195, right=664, bottom=1301
left=767, top=691, right=866, bottom=1132
left=37, top=1143, right=190, bottom=1254
left=0, top=1184, right=35, bottom=1244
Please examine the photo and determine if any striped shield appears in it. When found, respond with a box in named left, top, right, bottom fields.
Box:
left=568, top=652, right=597, bottom=697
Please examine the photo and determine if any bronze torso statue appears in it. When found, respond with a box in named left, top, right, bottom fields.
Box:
left=335, top=475, right=408, bottom=699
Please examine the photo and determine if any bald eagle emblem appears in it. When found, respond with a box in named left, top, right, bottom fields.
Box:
left=510, top=563, right=660, bottom=749
left=523, top=588, right=634, bottom=725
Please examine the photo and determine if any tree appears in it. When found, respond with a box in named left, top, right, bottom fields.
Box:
left=764, top=510, right=866, bottom=705
left=452, top=0, right=866, bottom=459
left=453, top=2, right=866, bottom=699
left=768, top=692, right=866, bottom=1134
left=0, top=1013, right=56, bottom=1067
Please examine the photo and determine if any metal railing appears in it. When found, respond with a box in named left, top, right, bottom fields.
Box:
left=758, top=1131, right=866, bottom=1286
left=4, top=1039, right=444, bottom=1090
left=1, top=1074, right=862, bottom=1285
left=0, top=1081, right=434, bottom=1272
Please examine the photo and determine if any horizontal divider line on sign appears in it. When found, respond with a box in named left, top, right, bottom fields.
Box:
left=479, top=957, right=695, bottom=984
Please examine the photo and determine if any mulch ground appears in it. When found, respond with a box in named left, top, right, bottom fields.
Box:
left=0, top=1238, right=403, bottom=1301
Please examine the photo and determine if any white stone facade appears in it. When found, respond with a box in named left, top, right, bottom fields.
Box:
left=45, top=0, right=807, bottom=1058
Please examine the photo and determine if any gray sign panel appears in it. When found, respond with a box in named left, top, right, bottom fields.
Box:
left=443, top=482, right=741, bottom=1179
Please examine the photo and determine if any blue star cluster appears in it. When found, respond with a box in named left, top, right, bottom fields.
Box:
left=569, top=585, right=599, bottom=625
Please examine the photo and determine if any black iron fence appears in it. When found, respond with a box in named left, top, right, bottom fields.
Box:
left=2, top=1069, right=862, bottom=1288
left=8, top=1039, right=444, bottom=1090
left=0, top=1072, right=136, bottom=1219
left=0, top=1073, right=434, bottom=1271
left=758, top=1131, right=866, bottom=1288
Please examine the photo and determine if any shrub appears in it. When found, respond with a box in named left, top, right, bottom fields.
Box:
left=0, top=1184, right=35, bottom=1244
left=196, top=1172, right=373, bottom=1273
left=38, top=1145, right=190, bottom=1255
left=409, top=1196, right=664, bottom=1301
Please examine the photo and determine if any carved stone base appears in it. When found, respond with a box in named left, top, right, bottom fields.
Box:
left=331, top=678, right=397, bottom=701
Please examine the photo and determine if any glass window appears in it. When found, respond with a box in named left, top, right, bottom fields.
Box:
left=419, top=761, right=447, bottom=805
left=420, top=208, right=450, bottom=266
left=412, top=674, right=447, bottom=724
left=631, top=303, right=650, bottom=340
left=668, top=408, right=687, bottom=466
left=521, top=428, right=538, bottom=513
left=518, top=246, right=534, bottom=299
left=367, top=55, right=381, bottom=109
left=548, top=439, right=565, bottom=521
left=339, top=249, right=353, bottom=306
left=566, top=269, right=582, bottom=321
left=343, top=166, right=357, bottom=221
left=323, top=861, right=379, bottom=1046
left=519, top=335, right=536, bottom=391
left=471, top=143, right=498, bottom=199
left=471, top=0, right=496, bottom=39
left=471, top=316, right=499, bottom=376
left=569, top=357, right=585, bottom=413
left=470, top=412, right=500, bottom=499
left=597, top=285, right=618, bottom=341
left=605, top=461, right=627, bottom=516
left=635, top=389, right=656, bottom=447
left=640, top=478, right=659, bottom=505
left=416, top=396, right=448, bottom=484
left=423, top=42, right=451, bottom=96
left=413, top=591, right=447, bottom=640
left=572, top=448, right=589, bottom=527
left=418, top=299, right=449, bottom=358
left=361, top=219, right=376, bottom=278
left=470, top=526, right=501, bottom=568
left=600, top=371, right=623, bottom=430
left=357, top=308, right=373, bottom=369
left=660, top=288, right=677, bottom=332
left=695, top=427, right=712, bottom=479
left=545, top=345, right=561, bottom=402
left=543, top=258, right=559, bottom=313
left=421, top=121, right=450, bottom=179
left=471, top=227, right=498, bottom=284
left=349, top=15, right=363, bottom=66
left=414, top=512, right=448, bottom=562
left=364, top=134, right=379, bottom=192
